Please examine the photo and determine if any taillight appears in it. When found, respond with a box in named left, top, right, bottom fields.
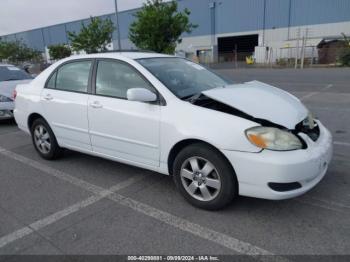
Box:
left=13, top=89, right=17, bottom=100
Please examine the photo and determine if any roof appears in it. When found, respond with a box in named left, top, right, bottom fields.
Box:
left=66, top=52, right=173, bottom=61
left=116, top=52, right=172, bottom=59
left=0, top=63, right=15, bottom=67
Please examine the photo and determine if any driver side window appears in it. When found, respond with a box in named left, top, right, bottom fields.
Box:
left=95, top=60, right=154, bottom=99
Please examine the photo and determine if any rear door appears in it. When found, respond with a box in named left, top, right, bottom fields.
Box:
left=87, top=59, right=161, bottom=167
left=41, top=60, right=93, bottom=151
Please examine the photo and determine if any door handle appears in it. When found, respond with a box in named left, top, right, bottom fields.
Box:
left=90, top=101, right=103, bottom=109
left=43, top=94, right=53, bottom=101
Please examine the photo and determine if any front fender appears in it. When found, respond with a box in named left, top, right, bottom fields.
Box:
left=160, top=100, right=261, bottom=164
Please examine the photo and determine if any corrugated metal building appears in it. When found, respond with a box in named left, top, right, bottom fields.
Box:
left=1, top=0, right=350, bottom=63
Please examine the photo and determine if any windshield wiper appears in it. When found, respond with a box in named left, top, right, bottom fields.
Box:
left=182, top=93, right=203, bottom=103
left=182, top=86, right=226, bottom=103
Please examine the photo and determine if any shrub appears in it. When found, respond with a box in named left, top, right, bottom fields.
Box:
left=68, top=16, right=115, bottom=54
left=48, top=44, right=71, bottom=60
left=0, top=40, right=41, bottom=63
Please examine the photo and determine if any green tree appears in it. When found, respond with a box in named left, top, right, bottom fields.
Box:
left=0, top=41, right=18, bottom=60
left=338, top=33, right=350, bottom=66
left=48, top=44, right=72, bottom=60
left=129, top=0, right=198, bottom=54
left=0, top=40, right=41, bottom=63
left=68, top=16, right=115, bottom=54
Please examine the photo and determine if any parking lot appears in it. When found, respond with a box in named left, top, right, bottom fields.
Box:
left=0, top=68, right=349, bottom=259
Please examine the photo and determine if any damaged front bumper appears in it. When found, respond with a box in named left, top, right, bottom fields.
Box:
left=222, top=121, right=333, bottom=200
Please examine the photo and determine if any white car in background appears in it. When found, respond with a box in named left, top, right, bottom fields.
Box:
left=14, top=52, right=333, bottom=210
left=0, top=64, right=33, bottom=120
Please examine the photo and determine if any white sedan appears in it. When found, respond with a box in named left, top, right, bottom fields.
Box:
left=14, top=52, right=333, bottom=210
left=0, top=64, right=33, bottom=119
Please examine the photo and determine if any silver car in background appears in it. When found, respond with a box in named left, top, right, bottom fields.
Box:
left=0, top=64, right=33, bottom=120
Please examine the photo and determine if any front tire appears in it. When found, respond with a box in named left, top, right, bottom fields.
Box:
left=30, top=118, right=63, bottom=160
left=173, top=143, right=237, bottom=210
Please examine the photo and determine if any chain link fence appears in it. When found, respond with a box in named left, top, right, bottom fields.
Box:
left=201, top=45, right=350, bottom=69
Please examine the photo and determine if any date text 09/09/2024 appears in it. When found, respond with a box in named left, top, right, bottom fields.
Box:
left=127, top=255, right=219, bottom=261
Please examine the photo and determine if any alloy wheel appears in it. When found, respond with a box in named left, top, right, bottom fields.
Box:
left=180, top=156, right=221, bottom=201
left=33, top=125, right=51, bottom=154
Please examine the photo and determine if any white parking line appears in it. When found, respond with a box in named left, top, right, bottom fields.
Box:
left=306, top=196, right=350, bottom=210
left=296, top=197, right=350, bottom=214
left=109, top=194, right=280, bottom=258
left=300, top=92, right=319, bottom=101
left=300, top=84, right=333, bottom=101
left=0, top=227, right=34, bottom=250
left=0, top=148, right=104, bottom=195
left=0, top=147, right=285, bottom=259
left=309, top=107, right=350, bottom=112
left=295, top=199, right=347, bottom=214
left=0, top=130, right=23, bottom=136
left=334, top=141, right=350, bottom=147
left=324, top=84, right=334, bottom=90
left=0, top=175, right=144, bottom=249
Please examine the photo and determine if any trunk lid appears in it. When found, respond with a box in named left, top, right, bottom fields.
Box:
left=0, top=79, right=32, bottom=99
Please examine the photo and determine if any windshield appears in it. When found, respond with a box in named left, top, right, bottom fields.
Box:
left=0, top=66, right=33, bottom=81
left=137, top=57, right=232, bottom=99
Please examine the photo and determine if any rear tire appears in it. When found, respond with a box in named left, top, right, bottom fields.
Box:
left=30, top=118, right=63, bottom=160
left=173, top=143, right=237, bottom=210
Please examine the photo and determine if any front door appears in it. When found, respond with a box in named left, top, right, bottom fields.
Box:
left=88, top=59, right=161, bottom=167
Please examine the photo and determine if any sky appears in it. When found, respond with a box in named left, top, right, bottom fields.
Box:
left=0, top=0, right=150, bottom=36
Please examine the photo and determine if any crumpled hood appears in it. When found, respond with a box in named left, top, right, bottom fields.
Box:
left=202, top=81, right=308, bottom=129
left=0, top=79, right=32, bottom=99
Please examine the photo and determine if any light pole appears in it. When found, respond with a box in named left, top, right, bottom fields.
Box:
left=114, top=0, right=122, bottom=50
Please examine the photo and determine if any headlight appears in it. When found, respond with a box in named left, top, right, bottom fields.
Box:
left=0, top=95, right=13, bottom=102
left=245, top=127, right=303, bottom=151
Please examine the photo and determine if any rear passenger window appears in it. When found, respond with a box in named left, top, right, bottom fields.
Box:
left=55, top=61, right=92, bottom=93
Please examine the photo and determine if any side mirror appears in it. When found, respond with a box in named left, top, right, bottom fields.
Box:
left=127, top=88, right=157, bottom=102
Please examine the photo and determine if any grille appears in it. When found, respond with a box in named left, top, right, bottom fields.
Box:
left=295, top=119, right=320, bottom=142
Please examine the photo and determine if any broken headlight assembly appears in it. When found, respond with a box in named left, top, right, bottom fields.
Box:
left=245, top=126, right=303, bottom=151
